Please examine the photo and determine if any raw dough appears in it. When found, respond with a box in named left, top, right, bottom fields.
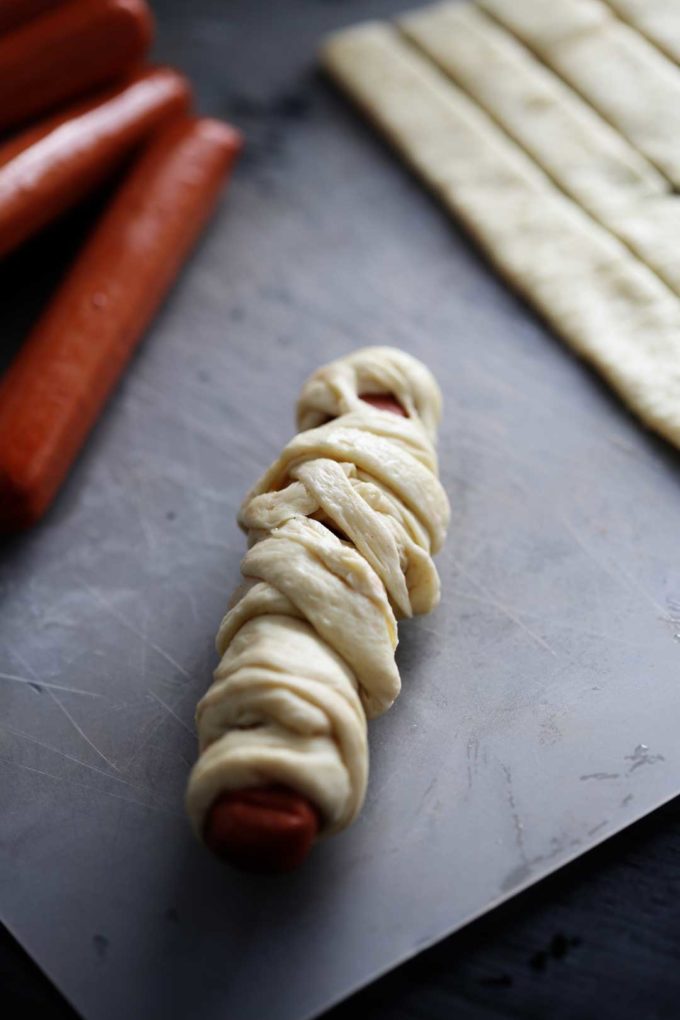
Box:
left=321, top=23, right=680, bottom=449
left=401, top=3, right=665, bottom=216
left=401, top=3, right=680, bottom=296
left=603, top=0, right=680, bottom=66
left=186, top=347, right=450, bottom=837
left=479, top=0, right=680, bottom=186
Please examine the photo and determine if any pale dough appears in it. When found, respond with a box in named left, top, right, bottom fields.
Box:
left=401, top=3, right=665, bottom=216
left=603, top=0, right=680, bottom=66
left=321, top=23, right=680, bottom=449
left=186, top=347, right=450, bottom=837
left=479, top=0, right=680, bottom=187
left=401, top=3, right=680, bottom=297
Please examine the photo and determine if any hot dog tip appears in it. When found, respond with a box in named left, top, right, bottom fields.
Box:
left=204, top=786, right=321, bottom=873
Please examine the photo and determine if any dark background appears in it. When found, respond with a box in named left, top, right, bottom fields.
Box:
left=4, top=797, right=680, bottom=1019
left=2, top=1, right=680, bottom=1017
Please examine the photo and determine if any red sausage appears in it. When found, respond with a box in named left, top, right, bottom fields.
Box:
left=0, top=116, right=242, bottom=533
left=360, top=393, right=407, bottom=415
left=205, top=787, right=321, bottom=873
left=203, top=393, right=405, bottom=871
left=0, top=0, right=154, bottom=133
left=0, top=0, right=65, bottom=35
left=0, top=66, right=192, bottom=259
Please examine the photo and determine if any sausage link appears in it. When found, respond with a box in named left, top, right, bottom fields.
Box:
left=0, top=66, right=192, bottom=258
left=0, top=117, right=242, bottom=532
left=0, top=0, right=154, bottom=132
left=0, top=0, right=65, bottom=35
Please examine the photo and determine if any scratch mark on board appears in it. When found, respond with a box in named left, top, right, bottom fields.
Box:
left=0, top=672, right=101, bottom=698
left=448, top=588, right=675, bottom=654
left=0, top=756, right=181, bottom=817
left=129, top=374, right=269, bottom=463
left=80, top=580, right=192, bottom=682
left=148, top=691, right=195, bottom=738
left=466, top=735, right=479, bottom=790
left=0, top=722, right=132, bottom=788
left=183, top=589, right=201, bottom=626
left=559, top=515, right=668, bottom=621
left=452, top=558, right=557, bottom=656
left=183, top=416, right=211, bottom=546
left=46, top=688, right=120, bottom=774
left=132, top=495, right=159, bottom=557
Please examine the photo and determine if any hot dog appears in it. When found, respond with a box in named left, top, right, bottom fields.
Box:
left=0, top=117, right=242, bottom=533
left=203, top=393, right=406, bottom=872
left=0, top=0, right=64, bottom=35
left=206, top=787, right=321, bottom=873
left=0, top=0, right=153, bottom=132
left=0, top=67, right=192, bottom=259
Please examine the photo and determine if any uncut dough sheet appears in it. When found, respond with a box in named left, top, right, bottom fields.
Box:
left=1, top=3, right=680, bottom=1020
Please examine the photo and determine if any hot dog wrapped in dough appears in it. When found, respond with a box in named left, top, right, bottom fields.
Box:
left=186, top=347, right=450, bottom=870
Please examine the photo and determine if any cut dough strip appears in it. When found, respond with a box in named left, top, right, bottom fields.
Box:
left=400, top=3, right=680, bottom=298
left=602, top=0, right=680, bottom=66
left=478, top=0, right=680, bottom=188
left=322, top=22, right=680, bottom=449
left=401, top=3, right=665, bottom=215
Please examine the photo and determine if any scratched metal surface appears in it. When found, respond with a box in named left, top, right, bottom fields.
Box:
left=1, top=1, right=680, bottom=1019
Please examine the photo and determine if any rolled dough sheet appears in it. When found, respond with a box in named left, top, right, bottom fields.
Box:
left=479, top=0, right=680, bottom=187
left=603, top=0, right=680, bottom=65
left=321, top=22, right=680, bottom=450
left=400, top=3, right=680, bottom=298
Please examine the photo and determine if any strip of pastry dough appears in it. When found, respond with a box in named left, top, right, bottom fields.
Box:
left=400, top=3, right=680, bottom=297
left=603, top=0, right=680, bottom=65
left=401, top=4, right=665, bottom=214
left=187, top=347, right=449, bottom=838
left=478, top=0, right=680, bottom=187
left=322, top=23, right=680, bottom=449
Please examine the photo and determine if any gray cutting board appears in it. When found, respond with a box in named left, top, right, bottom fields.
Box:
left=1, top=2, right=679, bottom=1018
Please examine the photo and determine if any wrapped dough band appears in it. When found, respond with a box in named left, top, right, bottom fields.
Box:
left=204, top=394, right=404, bottom=872
left=188, top=348, right=449, bottom=871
